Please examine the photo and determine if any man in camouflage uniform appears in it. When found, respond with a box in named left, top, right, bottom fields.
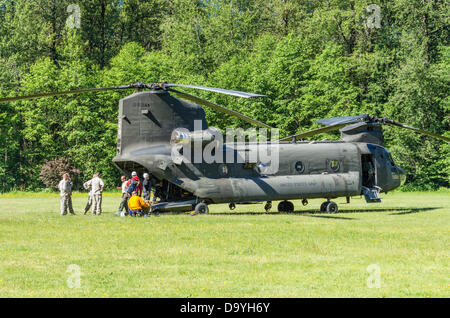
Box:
left=58, top=173, right=75, bottom=216
left=83, top=173, right=95, bottom=215
left=83, top=172, right=105, bottom=215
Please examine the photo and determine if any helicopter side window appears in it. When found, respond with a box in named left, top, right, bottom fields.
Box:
left=295, top=161, right=305, bottom=174
left=219, top=164, right=229, bottom=176
left=255, top=161, right=272, bottom=175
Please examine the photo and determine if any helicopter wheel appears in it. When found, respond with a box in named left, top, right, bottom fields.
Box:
left=326, top=201, right=338, bottom=213
left=320, top=201, right=329, bottom=212
left=278, top=200, right=294, bottom=213
left=264, top=201, right=272, bottom=212
left=320, top=201, right=338, bottom=213
left=194, top=202, right=209, bottom=215
left=229, top=203, right=236, bottom=210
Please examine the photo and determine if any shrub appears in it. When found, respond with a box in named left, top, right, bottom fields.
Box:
left=39, top=158, right=81, bottom=189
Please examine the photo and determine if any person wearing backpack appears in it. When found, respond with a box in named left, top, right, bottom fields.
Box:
left=125, top=171, right=142, bottom=197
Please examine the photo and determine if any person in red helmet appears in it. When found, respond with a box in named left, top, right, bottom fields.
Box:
left=125, top=171, right=143, bottom=197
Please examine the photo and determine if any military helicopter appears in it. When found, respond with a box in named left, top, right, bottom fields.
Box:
left=1, top=82, right=448, bottom=214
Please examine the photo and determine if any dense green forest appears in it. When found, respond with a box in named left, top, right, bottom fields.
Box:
left=0, top=0, right=448, bottom=191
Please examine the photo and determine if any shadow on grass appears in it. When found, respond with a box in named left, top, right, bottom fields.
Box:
left=211, top=211, right=360, bottom=220
left=210, top=207, right=439, bottom=218
left=388, top=208, right=438, bottom=215
left=302, top=214, right=356, bottom=220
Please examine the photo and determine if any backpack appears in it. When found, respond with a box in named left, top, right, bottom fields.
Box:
left=126, top=179, right=139, bottom=195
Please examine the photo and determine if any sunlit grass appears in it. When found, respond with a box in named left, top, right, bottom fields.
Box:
left=0, top=191, right=448, bottom=298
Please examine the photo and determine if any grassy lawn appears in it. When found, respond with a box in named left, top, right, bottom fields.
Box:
left=0, top=191, right=448, bottom=298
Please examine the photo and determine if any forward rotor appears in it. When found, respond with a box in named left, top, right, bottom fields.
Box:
left=280, top=114, right=449, bottom=143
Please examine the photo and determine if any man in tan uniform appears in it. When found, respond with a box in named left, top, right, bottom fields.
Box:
left=58, top=173, right=75, bottom=215
left=83, top=172, right=105, bottom=215
left=83, top=173, right=95, bottom=215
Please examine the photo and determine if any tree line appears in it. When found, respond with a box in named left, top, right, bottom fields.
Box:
left=0, top=0, right=448, bottom=191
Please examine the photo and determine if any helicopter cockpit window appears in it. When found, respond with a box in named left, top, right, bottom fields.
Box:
left=386, top=150, right=395, bottom=166
left=295, top=161, right=305, bottom=174
left=329, top=160, right=340, bottom=172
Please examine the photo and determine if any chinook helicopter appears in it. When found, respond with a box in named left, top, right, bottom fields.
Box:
left=1, top=82, right=448, bottom=214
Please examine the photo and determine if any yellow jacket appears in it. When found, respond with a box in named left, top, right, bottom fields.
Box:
left=128, top=195, right=149, bottom=210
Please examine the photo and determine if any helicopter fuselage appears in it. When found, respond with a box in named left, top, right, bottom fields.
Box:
left=113, top=141, right=406, bottom=208
left=111, top=90, right=406, bottom=212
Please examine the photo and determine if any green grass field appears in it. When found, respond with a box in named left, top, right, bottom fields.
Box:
left=0, top=191, right=448, bottom=298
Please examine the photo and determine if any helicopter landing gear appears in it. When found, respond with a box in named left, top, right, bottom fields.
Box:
left=320, top=201, right=338, bottom=213
left=327, top=201, right=338, bottom=213
left=229, top=203, right=236, bottom=210
left=278, top=200, right=294, bottom=213
left=264, top=201, right=272, bottom=212
left=191, top=202, right=209, bottom=216
left=301, top=198, right=308, bottom=206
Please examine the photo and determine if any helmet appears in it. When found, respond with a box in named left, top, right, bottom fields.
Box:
left=131, top=171, right=137, bottom=177
left=143, top=173, right=149, bottom=178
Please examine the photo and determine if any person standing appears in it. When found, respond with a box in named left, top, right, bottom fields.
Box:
left=125, top=171, right=142, bottom=197
left=142, top=173, right=152, bottom=201
left=84, top=172, right=105, bottom=215
left=83, top=173, right=95, bottom=215
left=116, top=175, right=129, bottom=216
left=152, top=181, right=163, bottom=204
left=58, top=173, right=75, bottom=216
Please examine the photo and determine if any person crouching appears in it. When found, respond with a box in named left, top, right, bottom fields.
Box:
left=127, top=191, right=150, bottom=217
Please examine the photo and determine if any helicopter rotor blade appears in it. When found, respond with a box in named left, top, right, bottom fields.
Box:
left=315, top=114, right=368, bottom=126
left=280, top=114, right=449, bottom=143
left=168, top=88, right=272, bottom=129
left=163, top=83, right=266, bottom=99
left=0, top=80, right=272, bottom=129
left=0, top=82, right=266, bottom=103
left=279, top=115, right=367, bottom=142
left=279, top=122, right=354, bottom=142
left=0, top=83, right=153, bottom=103
left=381, top=118, right=450, bottom=142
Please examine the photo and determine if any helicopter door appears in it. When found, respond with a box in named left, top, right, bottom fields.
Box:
left=361, top=154, right=376, bottom=188
left=361, top=153, right=382, bottom=202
